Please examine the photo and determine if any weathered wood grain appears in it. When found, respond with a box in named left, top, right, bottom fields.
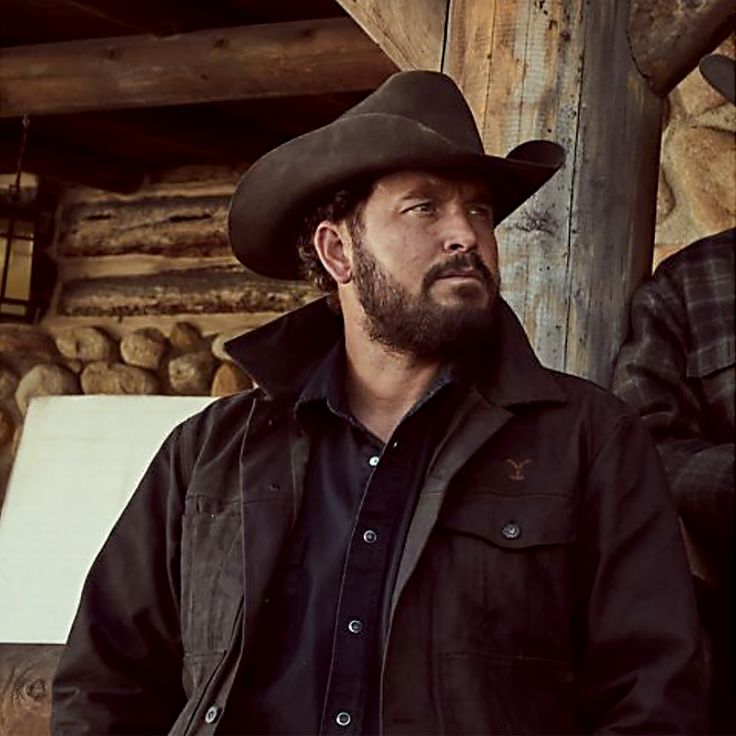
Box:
left=0, top=643, right=63, bottom=736
left=444, top=0, right=662, bottom=385
left=335, top=0, right=448, bottom=70
left=58, top=194, right=230, bottom=258
left=629, top=0, right=736, bottom=95
left=0, top=18, right=396, bottom=117
left=58, top=265, right=320, bottom=317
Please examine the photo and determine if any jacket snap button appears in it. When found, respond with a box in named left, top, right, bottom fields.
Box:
left=501, top=522, right=521, bottom=540
left=335, top=711, right=352, bottom=727
left=204, top=705, right=220, bottom=724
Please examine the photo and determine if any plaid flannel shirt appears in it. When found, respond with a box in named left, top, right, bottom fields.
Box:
left=612, top=228, right=734, bottom=577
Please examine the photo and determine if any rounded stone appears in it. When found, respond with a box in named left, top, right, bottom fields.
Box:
left=15, top=363, right=80, bottom=415
left=210, top=362, right=253, bottom=397
left=0, top=325, right=58, bottom=363
left=81, top=362, right=160, bottom=395
left=0, top=364, right=19, bottom=401
left=55, top=326, right=117, bottom=362
left=169, top=351, right=216, bottom=395
left=120, top=328, right=168, bottom=370
left=169, top=322, right=205, bottom=352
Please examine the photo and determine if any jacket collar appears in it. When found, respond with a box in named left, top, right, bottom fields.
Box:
left=225, top=296, right=566, bottom=407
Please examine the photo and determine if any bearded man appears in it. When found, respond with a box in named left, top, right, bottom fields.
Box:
left=52, top=71, right=705, bottom=735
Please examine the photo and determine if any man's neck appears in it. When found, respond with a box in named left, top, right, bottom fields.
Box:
left=343, top=328, right=442, bottom=443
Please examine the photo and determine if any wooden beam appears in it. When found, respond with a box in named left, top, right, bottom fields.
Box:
left=629, top=0, right=736, bottom=95
left=444, top=0, right=662, bottom=387
left=334, top=0, right=448, bottom=70
left=0, top=18, right=396, bottom=118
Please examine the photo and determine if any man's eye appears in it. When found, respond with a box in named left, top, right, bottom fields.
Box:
left=468, top=205, right=494, bottom=221
left=408, top=202, right=435, bottom=214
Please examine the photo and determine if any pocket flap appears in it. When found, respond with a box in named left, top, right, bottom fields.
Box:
left=439, top=493, right=575, bottom=548
left=687, top=337, right=735, bottom=378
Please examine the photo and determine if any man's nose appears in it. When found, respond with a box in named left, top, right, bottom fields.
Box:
left=440, top=210, right=479, bottom=253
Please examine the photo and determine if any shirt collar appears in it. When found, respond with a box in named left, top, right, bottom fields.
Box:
left=294, top=339, right=460, bottom=427
left=225, top=296, right=566, bottom=408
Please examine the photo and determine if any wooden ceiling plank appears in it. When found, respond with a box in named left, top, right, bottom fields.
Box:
left=0, top=134, right=143, bottom=192
left=54, top=0, right=237, bottom=36
left=334, top=0, right=448, bottom=70
left=629, top=0, right=736, bottom=95
left=0, top=18, right=396, bottom=118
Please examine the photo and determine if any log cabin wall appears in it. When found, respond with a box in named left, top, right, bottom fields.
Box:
left=0, top=39, right=733, bottom=736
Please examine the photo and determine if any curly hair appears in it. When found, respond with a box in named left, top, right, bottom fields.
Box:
left=296, top=179, right=375, bottom=299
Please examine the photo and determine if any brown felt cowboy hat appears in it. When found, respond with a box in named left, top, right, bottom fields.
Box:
left=699, top=54, right=735, bottom=105
left=228, top=70, right=565, bottom=280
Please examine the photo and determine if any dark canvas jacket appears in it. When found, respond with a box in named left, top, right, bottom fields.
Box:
left=52, top=298, right=706, bottom=735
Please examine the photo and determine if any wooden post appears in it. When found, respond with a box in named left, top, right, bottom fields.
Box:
left=443, top=0, right=663, bottom=386
left=334, top=0, right=449, bottom=70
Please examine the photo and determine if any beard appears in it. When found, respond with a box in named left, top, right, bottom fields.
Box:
left=351, top=238, right=500, bottom=358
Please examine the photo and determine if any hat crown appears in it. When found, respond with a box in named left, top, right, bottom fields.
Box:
left=341, top=70, right=484, bottom=154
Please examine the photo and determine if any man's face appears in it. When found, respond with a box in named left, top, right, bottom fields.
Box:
left=346, top=170, right=500, bottom=357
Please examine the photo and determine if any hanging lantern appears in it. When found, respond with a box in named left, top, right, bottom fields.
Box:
left=0, top=116, right=51, bottom=322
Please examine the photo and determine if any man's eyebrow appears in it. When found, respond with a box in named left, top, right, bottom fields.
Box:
left=398, top=185, right=442, bottom=200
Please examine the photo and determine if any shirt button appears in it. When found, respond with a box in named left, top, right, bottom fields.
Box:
left=348, top=618, right=363, bottom=634
left=362, top=529, right=378, bottom=544
left=335, top=711, right=352, bottom=727
left=368, top=455, right=380, bottom=467
left=204, top=705, right=220, bottom=724
left=501, top=522, right=521, bottom=540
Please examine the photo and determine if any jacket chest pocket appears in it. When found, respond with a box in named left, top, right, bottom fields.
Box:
left=181, top=497, right=243, bottom=658
left=426, top=492, right=577, bottom=658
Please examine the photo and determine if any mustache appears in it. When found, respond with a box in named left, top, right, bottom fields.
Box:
left=422, top=252, right=494, bottom=288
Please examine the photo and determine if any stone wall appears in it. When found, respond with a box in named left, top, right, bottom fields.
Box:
left=654, top=36, right=735, bottom=266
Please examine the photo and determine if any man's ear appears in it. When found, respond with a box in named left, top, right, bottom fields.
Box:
left=313, top=221, right=353, bottom=284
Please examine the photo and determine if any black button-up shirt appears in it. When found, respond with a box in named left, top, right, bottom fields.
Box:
left=231, top=344, right=460, bottom=735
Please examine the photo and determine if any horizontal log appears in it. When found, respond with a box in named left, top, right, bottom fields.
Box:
left=58, top=265, right=320, bottom=317
left=0, top=643, right=63, bottom=736
left=629, top=0, right=736, bottom=95
left=0, top=18, right=397, bottom=118
left=59, top=194, right=230, bottom=257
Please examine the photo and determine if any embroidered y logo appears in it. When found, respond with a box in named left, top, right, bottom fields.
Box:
left=505, top=458, right=531, bottom=481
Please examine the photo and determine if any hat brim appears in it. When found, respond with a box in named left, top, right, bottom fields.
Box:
left=699, top=54, right=736, bottom=105
left=229, top=113, right=564, bottom=280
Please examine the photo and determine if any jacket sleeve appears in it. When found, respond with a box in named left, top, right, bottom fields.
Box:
left=51, top=422, right=192, bottom=735
left=574, top=414, right=707, bottom=734
left=612, top=271, right=734, bottom=560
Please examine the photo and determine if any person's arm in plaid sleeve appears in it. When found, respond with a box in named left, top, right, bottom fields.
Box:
left=612, top=237, right=734, bottom=570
